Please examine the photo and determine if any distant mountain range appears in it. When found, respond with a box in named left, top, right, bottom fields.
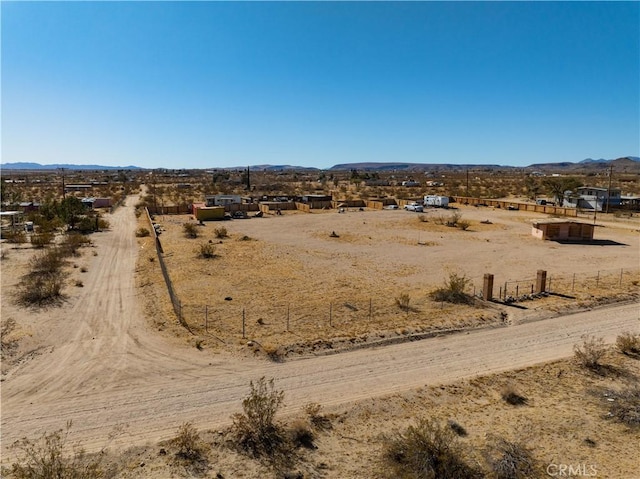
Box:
left=1, top=157, right=638, bottom=172
left=0, top=162, right=142, bottom=171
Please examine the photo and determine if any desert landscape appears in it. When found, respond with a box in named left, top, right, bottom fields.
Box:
left=1, top=176, right=639, bottom=478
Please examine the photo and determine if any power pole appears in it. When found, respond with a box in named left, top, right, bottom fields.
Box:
left=605, top=165, right=613, bottom=214
left=59, top=168, right=67, bottom=199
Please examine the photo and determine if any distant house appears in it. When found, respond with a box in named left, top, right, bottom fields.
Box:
left=532, top=220, right=594, bottom=241
left=401, top=180, right=421, bottom=187
left=300, top=194, right=332, bottom=203
left=563, top=187, right=621, bottom=211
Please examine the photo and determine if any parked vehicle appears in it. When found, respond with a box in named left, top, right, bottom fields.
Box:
left=404, top=202, right=424, bottom=212
left=424, top=195, right=449, bottom=208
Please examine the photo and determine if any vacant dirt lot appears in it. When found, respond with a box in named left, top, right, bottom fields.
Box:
left=145, top=204, right=639, bottom=356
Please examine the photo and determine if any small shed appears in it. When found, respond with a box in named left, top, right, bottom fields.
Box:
left=532, top=221, right=594, bottom=241
left=194, top=206, right=225, bottom=221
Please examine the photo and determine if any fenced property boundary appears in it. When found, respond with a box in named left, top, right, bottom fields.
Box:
left=144, top=207, right=186, bottom=328
left=453, top=196, right=578, bottom=217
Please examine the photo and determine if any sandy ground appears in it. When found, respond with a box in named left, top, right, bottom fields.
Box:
left=1, top=195, right=639, bottom=477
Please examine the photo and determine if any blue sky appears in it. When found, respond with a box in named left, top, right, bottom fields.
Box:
left=2, top=1, right=638, bottom=169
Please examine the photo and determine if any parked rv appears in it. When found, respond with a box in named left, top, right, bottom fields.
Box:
left=424, top=195, right=449, bottom=208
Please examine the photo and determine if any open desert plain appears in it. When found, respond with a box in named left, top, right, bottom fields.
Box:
left=1, top=191, right=639, bottom=478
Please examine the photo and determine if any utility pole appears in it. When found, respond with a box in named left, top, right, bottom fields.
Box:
left=466, top=169, right=469, bottom=197
left=59, top=168, right=67, bottom=199
left=605, top=165, right=613, bottom=214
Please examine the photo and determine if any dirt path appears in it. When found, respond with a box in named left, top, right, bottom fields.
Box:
left=1, top=198, right=638, bottom=460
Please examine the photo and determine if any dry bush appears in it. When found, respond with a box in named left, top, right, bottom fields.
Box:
left=289, top=419, right=315, bottom=449
left=16, top=271, right=66, bottom=306
left=183, top=222, right=199, bottom=238
left=135, top=227, right=150, bottom=237
left=381, top=418, right=484, bottom=479
left=30, top=249, right=66, bottom=275
left=30, top=232, right=54, bottom=248
left=1, top=317, right=18, bottom=360
left=501, top=386, right=528, bottom=406
left=447, top=420, right=467, bottom=437
left=97, top=218, right=109, bottom=230
left=173, top=422, right=206, bottom=461
left=2, top=229, right=27, bottom=243
left=457, top=219, right=471, bottom=231
left=431, top=272, right=473, bottom=305
left=486, top=439, right=538, bottom=479
left=214, top=226, right=228, bottom=239
left=303, top=403, right=332, bottom=431
left=231, top=377, right=286, bottom=458
left=61, top=234, right=91, bottom=257
left=9, top=425, right=103, bottom=479
left=197, top=243, right=216, bottom=259
left=606, top=386, right=640, bottom=428
left=574, top=335, right=606, bottom=370
left=616, top=332, right=640, bottom=358
left=395, top=293, right=411, bottom=312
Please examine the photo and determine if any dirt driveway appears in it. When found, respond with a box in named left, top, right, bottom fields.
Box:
left=1, top=198, right=639, bottom=460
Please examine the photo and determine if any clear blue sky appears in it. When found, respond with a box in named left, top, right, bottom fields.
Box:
left=2, top=1, right=638, bottom=169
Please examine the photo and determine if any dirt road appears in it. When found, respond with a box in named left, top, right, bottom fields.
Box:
left=1, top=198, right=638, bottom=459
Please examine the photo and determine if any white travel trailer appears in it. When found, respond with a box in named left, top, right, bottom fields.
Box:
left=424, top=195, right=449, bottom=208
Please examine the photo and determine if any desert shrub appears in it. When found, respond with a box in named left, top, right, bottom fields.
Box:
left=606, top=386, right=640, bottom=428
left=16, top=271, right=66, bottom=306
left=75, top=216, right=96, bottom=234
left=446, top=212, right=462, bottom=227
left=61, top=234, right=91, bottom=257
left=303, top=403, right=332, bottom=431
left=616, top=332, right=640, bottom=358
left=30, top=249, right=66, bottom=275
left=431, top=272, right=473, bottom=304
left=9, top=425, right=103, bottom=479
left=487, top=438, right=538, bottom=479
left=97, top=218, right=109, bottom=230
left=183, top=222, right=199, bottom=238
left=457, top=219, right=471, bottom=231
left=381, top=418, right=483, bottom=479
left=30, top=232, right=54, bottom=248
left=231, top=377, right=286, bottom=457
left=1, top=317, right=18, bottom=359
left=395, top=293, right=411, bottom=312
left=135, top=227, right=150, bottom=237
left=214, top=226, right=228, bottom=239
left=574, top=335, right=606, bottom=370
left=198, top=243, right=216, bottom=259
left=173, top=422, right=205, bottom=461
left=289, top=419, right=315, bottom=449
left=3, top=229, right=27, bottom=243
left=501, top=386, right=528, bottom=406
left=448, top=420, right=467, bottom=437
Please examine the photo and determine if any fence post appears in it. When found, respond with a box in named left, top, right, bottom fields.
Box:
left=329, top=302, right=333, bottom=327
left=483, top=273, right=494, bottom=301
left=287, top=304, right=290, bottom=332
left=572, top=273, right=576, bottom=292
left=535, top=270, right=547, bottom=293
left=205, top=305, right=208, bottom=332
left=369, top=298, right=372, bottom=321
left=619, top=268, right=623, bottom=287
left=596, top=271, right=600, bottom=288
left=242, top=308, right=246, bottom=339
left=504, top=282, right=507, bottom=299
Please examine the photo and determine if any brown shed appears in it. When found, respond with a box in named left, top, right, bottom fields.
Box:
left=532, top=221, right=594, bottom=241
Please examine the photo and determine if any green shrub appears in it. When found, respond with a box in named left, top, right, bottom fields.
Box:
left=231, top=377, right=286, bottom=457
left=2, top=229, right=27, bottom=243
left=381, top=418, right=483, bottom=479
left=173, top=422, right=205, bottom=461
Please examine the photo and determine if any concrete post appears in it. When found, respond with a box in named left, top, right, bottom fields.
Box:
left=536, top=270, right=547, bottom=293
left=483, top=273, right=494, bottom=301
